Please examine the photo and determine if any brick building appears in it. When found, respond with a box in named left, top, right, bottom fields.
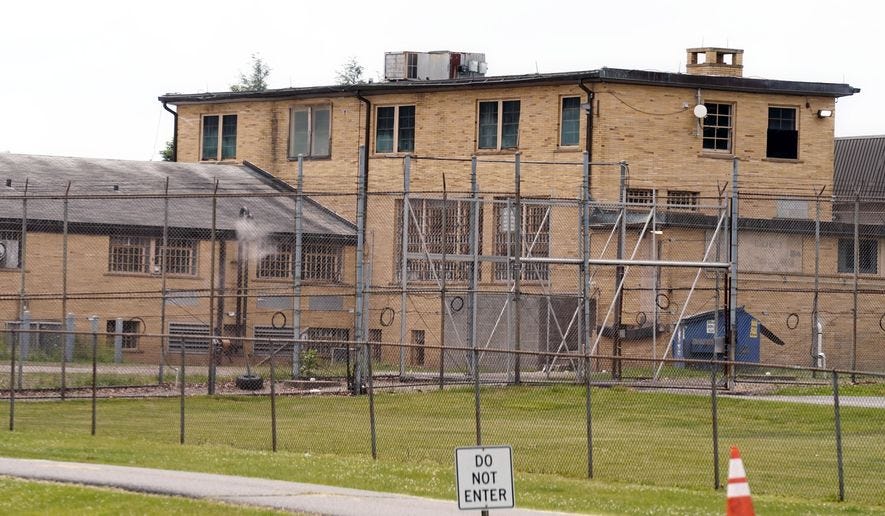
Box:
left=0, top=154, right=356, bottom=365
left=158, top=48, right=884, bottom=372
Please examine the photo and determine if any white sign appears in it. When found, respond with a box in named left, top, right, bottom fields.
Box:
left=706, top=319, right=716, bottom=334
left=455, top=446, right=515, bottom=510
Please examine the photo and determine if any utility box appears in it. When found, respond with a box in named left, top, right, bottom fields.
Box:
left=673, top=308, right=783, bottom=365
left=384, top=51, right=487, bottom=81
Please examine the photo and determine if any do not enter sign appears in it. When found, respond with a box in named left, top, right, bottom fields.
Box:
left=455, top=446, right=514, bottom=510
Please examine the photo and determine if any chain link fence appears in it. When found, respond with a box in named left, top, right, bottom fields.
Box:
left=0, top=152, right=884, bottom=506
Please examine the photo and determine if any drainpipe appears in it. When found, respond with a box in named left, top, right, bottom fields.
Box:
left=356, top=92, right=371, bottom=179
left=578, top=80, right=595, bottom=192
left=162, top=102, right=178, bottom=162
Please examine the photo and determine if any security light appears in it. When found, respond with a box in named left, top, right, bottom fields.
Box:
left=817, top=109, right=833, bottom=118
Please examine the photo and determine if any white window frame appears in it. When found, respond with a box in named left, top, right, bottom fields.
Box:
left=701, top=102, right=733, bottom=153
left=477, top=99, right=520, bottom=151
left=374, top=105, right=416, bottom=154
left=200, top=113, right=237, bottom=161
left=289, top=105, right=332, bottom=158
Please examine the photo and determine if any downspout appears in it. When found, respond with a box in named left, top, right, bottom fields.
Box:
left=578, top=80, right=594, bottom=192
left=356, top=92, right=371, bottom=180
left=162, top=101, right=178, bottom=162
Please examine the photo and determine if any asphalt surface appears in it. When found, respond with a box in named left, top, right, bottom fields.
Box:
left=0, top=457, right=572, bottom=516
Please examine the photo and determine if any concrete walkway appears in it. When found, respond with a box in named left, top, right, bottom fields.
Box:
left=0, top=457, right=572, bottom=516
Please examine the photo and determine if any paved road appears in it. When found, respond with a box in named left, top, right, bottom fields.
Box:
left=732, top=395, right=885, bottom=408
left=0, top=457, right=572, bottom=516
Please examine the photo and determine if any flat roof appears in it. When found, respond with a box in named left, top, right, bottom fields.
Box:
left=159, top=67, right=859, bottom=105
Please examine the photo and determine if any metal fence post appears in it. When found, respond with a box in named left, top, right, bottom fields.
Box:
left=353, top=145, right=367, bottom=394
left=832, top=370, right=845, bottom=501
left=90, top=315, right=98, bottom=436
left=439, top=173, right=447, bottom=390
left=292, top=155, right=304, bottom=378
left=114, top=317, right=123, bottom=364
left=513, top=152, right=522, bottom=384
left=208, top=181, right=218, bottom=394
left=61, top=182, right=71, bottom=400
left=159, top=178, right=169, bottom=384
left=180, top=324, right=186, bottom=445
left=711, top=365, right=720, bottom=489
left=270, top=342, right=277, bottom=452
left=9, top=327, right=16, bottom=431
left=399, top=156, right=411, bottom=379
left=367, top=340, right=377, bottom=459
left=728, top=158, right=739, bottom=388
left=18, top=311, right=30, bottom=390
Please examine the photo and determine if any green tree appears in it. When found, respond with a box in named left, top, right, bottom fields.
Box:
left=159, top=140, right=174, bottom=161
left=231, top=54, right=271, bottom=92
left=335, top=57, right=365, bottom=85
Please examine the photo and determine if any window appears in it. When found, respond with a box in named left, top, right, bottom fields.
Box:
left=702, top=103, right=732, bottom=152
left=289, top=105, right=331, bottom=158
left=478, top=100, right=520, bottom=150
left=108, top=237, right=198, bottom=275
left=201, top=114, right=237, bottom=161
left=838, top=238, right=878, bottom=274
left=257, top=239, right=343, bottom=282
left=767, top=107, right=798, bottom=159
left=560, top=97, right=581, bottom=147
left=106, top=319, right=140, bottom=350
left=395, top=198, right=482, bottom=282
left=494, top=200, right=550, bottom=282
left=306, top=327, right=350, bottom=359
left=375, top=105, right=415, bottom=153
left=626, top=188, right=655, bottom=205
left=0, top=230, right=21, bottom=269
left=5, top=320, right=61, bottom=358
left=667, top=191, right=700, bottom=210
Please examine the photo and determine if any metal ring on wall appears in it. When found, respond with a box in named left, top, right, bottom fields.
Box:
left=655, top=293, right=670, bottom=310
left=271, top=311, right=287, bottom=329
left=450, top=296, right=464, bottom=313
left=635, top=311, right=647, bottom=326
left=380, top=307, right=395, bottom=327
left=786, top=313, right=799, bottom=330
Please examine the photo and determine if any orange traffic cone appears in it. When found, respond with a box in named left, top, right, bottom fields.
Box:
left=726, top=446, right=755, bottom=516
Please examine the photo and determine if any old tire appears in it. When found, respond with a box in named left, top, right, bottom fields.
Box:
left=235, top=374, right=263, bottom=390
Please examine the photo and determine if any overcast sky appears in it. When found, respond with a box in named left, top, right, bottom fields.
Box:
left=2, top=0, right=880, bottom=161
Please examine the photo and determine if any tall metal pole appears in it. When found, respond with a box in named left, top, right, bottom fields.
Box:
left=468, top=157, right=479, bottom=380
left=208, top=181, right=218, bottom=394
left=728, top=158, right=739, bottom=387
left=439, top=174, right=447, bottom=389
left=399, top=156, right=411, bottom=378
left=613, top=163, right=626, bottom=379
left=293, top=155, right=304, bottom=378
left=159, top=178, right=169, bottom=384
left=832, top=370, right=845, bottom=501
left=582, top=151, right=594, bottom=479
left=61, top=181, right=70, bottom=400
left=90, top=316, right=98, bottom=436
left=353, top=145, right=367, bottom=394
left=652, top=189, right=658, bottom=366
left=852, top=195, right=859, bottom=380
left=812, top=192, right=821, bottom=370
left=513, top=153, right=522, bottom=384
left=19, top=179, right=28, bottom=321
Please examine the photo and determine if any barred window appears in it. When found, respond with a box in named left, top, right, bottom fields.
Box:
left=626, top=188, right=655, bottom=205
left=106, top=319, right=140, bottom=350
left=395, top=198, right=482, bottom=282
left=258, top=240, right=293, bottom=279
left=667, top=191, right=699, bottom=210
left=108, top=237, right=151, bottom=273
left=303, top=243, right=342, bottom=282
left=257, top=239, right=343, bottom=282
left=155, top=239, right=197, bottom=275
left=494, top=200, right=550, bottom=282
left=109, top=237, right=197, bottom=275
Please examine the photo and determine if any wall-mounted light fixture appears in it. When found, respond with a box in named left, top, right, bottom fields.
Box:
left=817, top=109, right=833, bottom=118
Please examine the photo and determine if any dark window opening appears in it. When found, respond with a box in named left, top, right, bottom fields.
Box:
left=838, top=238, right=878, bottom=274
left=766, top=107, right=798, bottom=159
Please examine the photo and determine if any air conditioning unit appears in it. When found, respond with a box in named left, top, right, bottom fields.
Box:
left=0, top=240, right=19, bottom=268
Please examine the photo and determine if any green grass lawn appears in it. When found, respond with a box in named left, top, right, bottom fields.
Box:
left=0, top=385, right=883, bottom=515
left=0, top=477, right=288, bottom=515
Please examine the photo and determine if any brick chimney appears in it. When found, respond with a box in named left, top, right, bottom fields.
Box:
left=686, top=48, right=743, bottom=77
